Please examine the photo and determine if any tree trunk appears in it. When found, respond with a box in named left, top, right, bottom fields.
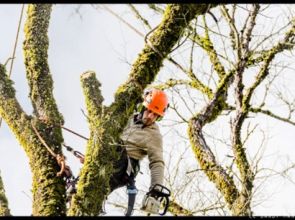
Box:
left=0, top=4, right=66, bottom=215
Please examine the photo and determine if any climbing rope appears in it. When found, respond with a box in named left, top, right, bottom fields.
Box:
left=8, top=4, right=25, bottom=78
left=34, top=121, right=87, bottom=161
left=60, top=125, right=89, bottom=141
left=0, top=4, right=25, bottom=128
left=31, top=120, right=83, bottom=179
left=31, top=121, right=57, bottom=158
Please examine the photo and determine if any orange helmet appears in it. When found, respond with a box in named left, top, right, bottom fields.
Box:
left=143, top=89, right=169, bottom=117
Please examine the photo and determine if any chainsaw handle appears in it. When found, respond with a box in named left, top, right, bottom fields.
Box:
left=159, top=196, right=169, bottom=216
left=148, top=184, right=171, bottom=198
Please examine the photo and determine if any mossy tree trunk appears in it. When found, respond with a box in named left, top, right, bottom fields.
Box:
left=0, top=4, right=66, bottom=216
left=68, top=4, right=217, bottom=216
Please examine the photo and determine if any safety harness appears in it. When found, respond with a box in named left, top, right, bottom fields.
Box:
left=52, top=114, right=170, bottom=216
left=60, top=135, right=141, bottom=215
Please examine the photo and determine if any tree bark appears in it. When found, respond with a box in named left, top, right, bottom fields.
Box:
left=0, top=4, right=66, bottom=215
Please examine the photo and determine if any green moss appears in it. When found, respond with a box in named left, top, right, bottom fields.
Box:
left=80, top=71, right=104, bottom=128
left=197, top=36, right=226, bottom=78
left=0, top=65, right=16, bottom=99
left=69, top=72, right=124, bottom=215
left=68, top=127, right=120, bottom=215
left=23, top=4, right=64, bottom=126
left=22, top=5, right=67, bottom=213
left=0, top=100, right=66, bottom=215
left=168, top=201, right=193, bottom=216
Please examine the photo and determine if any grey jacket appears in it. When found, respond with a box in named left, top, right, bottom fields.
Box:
left=120, top=114, right=164, bottom=187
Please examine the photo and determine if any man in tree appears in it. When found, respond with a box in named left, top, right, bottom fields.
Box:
left=109, top=88, right=169, bottom=215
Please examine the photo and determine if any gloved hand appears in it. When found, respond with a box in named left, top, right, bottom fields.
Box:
left=148, top=184, right=171, bottom=198
left=144, top=184, right=171, bottom=216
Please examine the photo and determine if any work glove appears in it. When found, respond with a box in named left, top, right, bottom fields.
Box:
left=148, top=184, right=171, bottom=198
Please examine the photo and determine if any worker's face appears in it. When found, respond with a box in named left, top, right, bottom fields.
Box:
left=142, top=109, right=160, bottom=126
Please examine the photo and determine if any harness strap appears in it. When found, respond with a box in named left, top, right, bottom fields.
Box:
left=125, top=178, right=138, bottom=216
left=124, top=155, right=140, bottom=216
left=126, top=156, right=134, bottom=176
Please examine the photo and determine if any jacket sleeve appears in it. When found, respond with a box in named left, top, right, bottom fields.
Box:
left=146, top=131, right=165, bottom=188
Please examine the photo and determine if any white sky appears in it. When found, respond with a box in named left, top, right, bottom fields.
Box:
left=0, top=4, right=295, bottom=216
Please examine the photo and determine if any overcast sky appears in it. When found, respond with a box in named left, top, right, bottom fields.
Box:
left=0, top=4, right=295, bottom=216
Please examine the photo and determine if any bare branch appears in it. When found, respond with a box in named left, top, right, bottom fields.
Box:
left=128, top=4, right=152, bottom=30
left=220, top=5, right=242, bottom=59
left=250, top=107, right=295, bottom=126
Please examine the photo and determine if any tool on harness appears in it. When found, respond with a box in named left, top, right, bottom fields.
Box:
left=124, top=156, right=140, bottom=216
left=141, top=184, right=171, bottom=216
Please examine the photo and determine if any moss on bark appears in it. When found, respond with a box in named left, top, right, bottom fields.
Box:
left=23, top=4, right=64, bottom=126
left=188, top=120, right=239, bottom=207
left=0, top=63, right=66, bottom=215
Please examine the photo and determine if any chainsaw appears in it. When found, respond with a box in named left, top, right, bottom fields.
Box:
left=141, top=184, right=171, bottom=216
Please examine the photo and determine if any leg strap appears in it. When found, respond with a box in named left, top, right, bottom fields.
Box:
left=125, top=177, right=138, bottom=216
left=124, top=156, right=140, bottom=216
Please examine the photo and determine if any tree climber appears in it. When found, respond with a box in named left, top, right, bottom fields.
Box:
left=32, top=89, right=171, bottom=214
left=109, top=88, right=171, bottom=216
